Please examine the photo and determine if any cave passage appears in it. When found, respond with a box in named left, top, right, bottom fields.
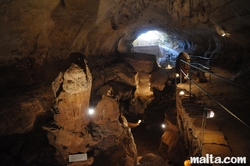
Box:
left=1, top=0, right=250, bottom=165
left=131, top=30, right=180, bottom=69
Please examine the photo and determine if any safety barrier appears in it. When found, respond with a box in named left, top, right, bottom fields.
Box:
left=179, top=59, right=250, bottom=129
left=190, top=56, right=212, bottom=83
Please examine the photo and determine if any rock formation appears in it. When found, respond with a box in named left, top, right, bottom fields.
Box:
left=42, top=55, right=138, bottom=165
left=91, top=95, right=137, bottom=166
left=43, top=60, right=93, bottom=164
left=1, top=0, right=250, bottom=165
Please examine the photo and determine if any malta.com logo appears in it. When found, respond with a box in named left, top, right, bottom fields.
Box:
left=185, top=154, right=247, bottom=165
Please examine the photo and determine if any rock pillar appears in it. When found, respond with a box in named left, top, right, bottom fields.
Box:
left=43, top=60, right=93, bottom=165
left=131, top=71, right=154, bottom=114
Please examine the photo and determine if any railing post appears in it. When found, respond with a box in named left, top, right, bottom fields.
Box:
left=189, top=60, right=192, bottom=100
left=209, top=58, right=212, bottom=84
left=180, top=70, right=182, bottom=84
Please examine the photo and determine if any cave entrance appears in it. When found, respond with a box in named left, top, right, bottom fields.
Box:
left=131, top=30, right=178, bottom=68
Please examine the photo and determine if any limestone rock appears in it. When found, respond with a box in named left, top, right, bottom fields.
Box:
left=0, top=97, right=51, bottom=136
left=90, top=95, right=137, bottom=166
left=92, top=95, right=120, bottom=125
left=62, top=63, right=92, bottom=94
left=91, top=61, right=135, bottom=94
left=120, top=53, right=158, bottom=73
left=175, top=87, right=234, bottom=161
left=105, top=62, right=136, bottom=86
left=151, top=68, right=175, bottom=91
left=45, top=60, right=138, bottom=165
left=138, top=153, right=169, bottom=166
left=131, top=70, right=154, bottom=114
left=44, top=61, right=93, bottom=164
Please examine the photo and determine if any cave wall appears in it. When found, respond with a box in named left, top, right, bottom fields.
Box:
left=1, top=1, right=250, bottom=164
left=1, top=0, right=250, bottom=66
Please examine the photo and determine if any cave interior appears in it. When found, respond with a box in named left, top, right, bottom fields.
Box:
left=1, top=0, right=250, bottom=166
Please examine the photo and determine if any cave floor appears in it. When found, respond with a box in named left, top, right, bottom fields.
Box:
left=131, top=122, right=164, bottom=156
left=178, top=66, right=250, bottom=163
left=1, top=66, right=250, bottom=165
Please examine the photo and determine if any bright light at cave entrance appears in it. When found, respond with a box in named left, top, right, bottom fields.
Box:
left=88, top=108, right=94, bottom=115
left=137, top=30, right=160, bottom=40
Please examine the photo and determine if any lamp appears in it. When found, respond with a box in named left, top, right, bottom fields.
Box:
left=184, top=159, right=191, bottom=166
left=204, top=108, right=215, bottom=118
left=179, top=90, right=185, bottom=96
left=88, top=108, right=94, bottom=115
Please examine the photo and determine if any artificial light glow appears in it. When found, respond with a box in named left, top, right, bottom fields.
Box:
left=88, top=108, right=94, bottom=115
left=204, top=108, right=215, bottom=118
left=162, top=124, right=166, bottom=128
left=184, top=160, right=191, bottom=166
left=179, top=91, right=185, bottom=96
left=222, top=33, right=226, bottom=37
left=208, top=110, right=215, bottom=118
left=138, top=120, right=142, bottom=124
left=175, top=73, right=179, bottom=77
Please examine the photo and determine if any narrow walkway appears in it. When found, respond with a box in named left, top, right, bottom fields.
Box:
left=178, top=67, right=250, bottom=163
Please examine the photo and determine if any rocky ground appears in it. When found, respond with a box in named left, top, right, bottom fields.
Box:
left=0, top=82, right=172, bottom=166
left=1, top=60, right=249, bottom=166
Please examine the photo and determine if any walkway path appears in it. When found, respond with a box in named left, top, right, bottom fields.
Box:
left=178, top=67, right=250, bottom=164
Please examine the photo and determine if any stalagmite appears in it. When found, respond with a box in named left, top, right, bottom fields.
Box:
left=43, top=59, right=93, bottom=165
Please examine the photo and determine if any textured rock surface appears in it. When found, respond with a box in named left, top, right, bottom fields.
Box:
left=44, top=61, right=93, bottom=164
left=43, top=57, right=138, bottom=165
left=1, top=0, right=250, bottom=165
left=131, top=71, right=154, bottom=114
left=1, top=0, right=250, bottom=91
left=175, top=88, right=233, bottom=160
left=0, top=87, right=54, bottom=136
left=1, top=0, right=250, bottom=65
left=91, top=96, right=137, bottom=166
left=138, top=153, right=169, bottom=166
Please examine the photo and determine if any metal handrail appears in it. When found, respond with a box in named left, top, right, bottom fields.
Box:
left=189, top=56, right=212, bottom=82
left=197, top=63, right=210, bottom=70
left=190, top=55, right=211, bottom=60
left=179, top=59, right=250, bottom=129
left=181, top=59, right=250, bottom=92
left=180, top=69, right=250, bottom=129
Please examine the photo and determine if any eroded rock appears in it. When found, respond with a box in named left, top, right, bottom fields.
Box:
left=90, top=95, right=137, bottom=166
left=44, top=61, right=93, bottom=164
left=138, top=153, right=169, bottom=166
left=0, top=95, right=52, bottom=136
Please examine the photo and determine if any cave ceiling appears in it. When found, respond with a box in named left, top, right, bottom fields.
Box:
left=0, top=0, right=250, bottom=66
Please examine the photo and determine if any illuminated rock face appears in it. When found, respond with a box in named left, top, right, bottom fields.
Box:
left=44, top=60, right=93, bottom=164
left=44, top=55, right=137, bottom=165
left=90, top=95, right=137, bottom=166
left=120, top=53, right=157, bottom=114
left=1, top=0, right=250, bottom=90
left=132, top=71, right=154, bottom=114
